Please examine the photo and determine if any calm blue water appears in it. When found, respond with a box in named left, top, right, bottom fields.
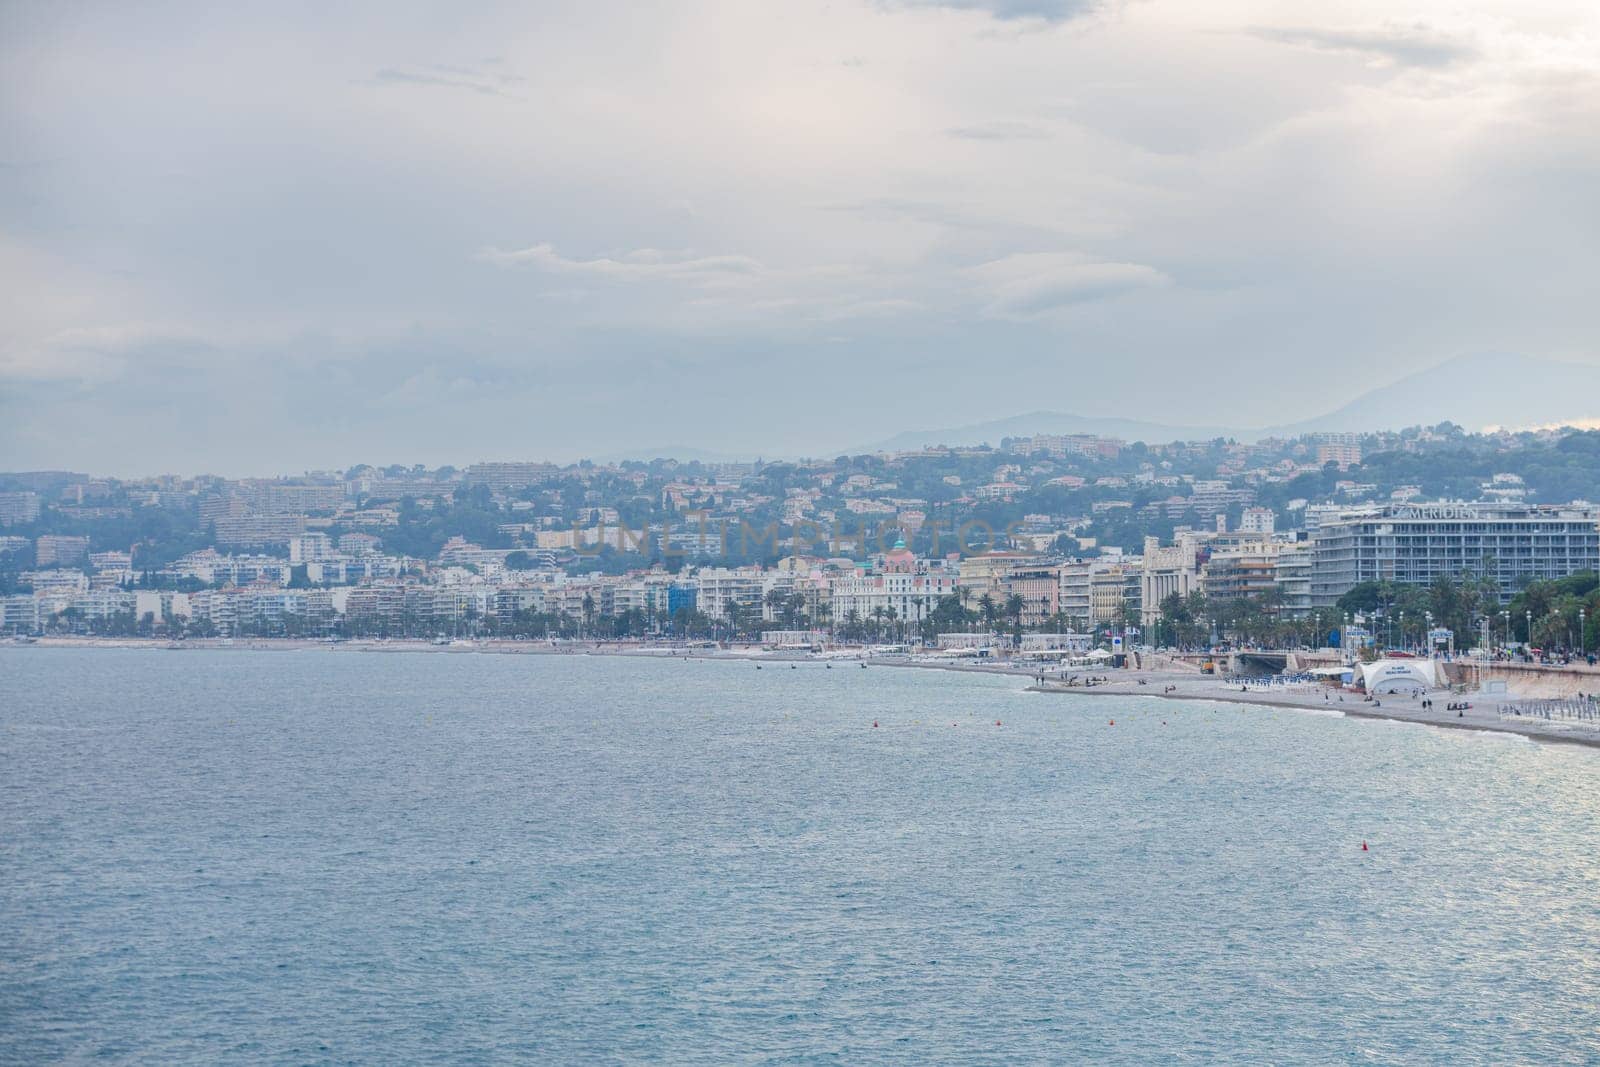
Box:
left=3, top=648, right=1599, bottom=1064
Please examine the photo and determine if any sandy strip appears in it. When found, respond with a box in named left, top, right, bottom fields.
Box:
left=1023, top=678, right=1600, bottom=751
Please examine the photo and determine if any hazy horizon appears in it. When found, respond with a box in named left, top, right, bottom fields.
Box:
left=4, top=1, right=1599, bottom=474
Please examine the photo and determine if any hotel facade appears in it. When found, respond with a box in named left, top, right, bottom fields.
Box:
left=1308, top=502, right=1600, bottom=607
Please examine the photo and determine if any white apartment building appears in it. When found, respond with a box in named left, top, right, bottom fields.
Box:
left=828, top=569, right=957, bottom=627
left=289, top=533, right=335, bottom=563
left=1140, top=533, right=1206, bottom=625
left=692, top=567, right=769, bottom=622
left=1, top=595, right=41, bottom=633
left=1238, top=507, right=1276, bottom=535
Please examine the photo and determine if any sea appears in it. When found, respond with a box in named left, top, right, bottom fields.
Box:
left=3, top=647, right=1598, bottom=1064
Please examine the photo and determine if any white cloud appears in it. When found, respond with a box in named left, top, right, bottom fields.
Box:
left=3, top=0, right=1599, bottom=469
left=477, top=243, right=764, bottom=284
left=1249, top=23, right=1480, bottom=69
left=968, top=253, right=1170, bottom=319
left=882, top=0, right=1107, bottom=22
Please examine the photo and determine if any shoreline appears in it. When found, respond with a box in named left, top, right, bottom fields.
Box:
left=1026, top=681, right=1600, bottom=751
left=8, top=636, right=1598, bottom=752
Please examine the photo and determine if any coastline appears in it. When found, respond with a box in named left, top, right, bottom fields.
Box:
left=8, top=635, right=1598, bottom=752
left=1026, top=680, right=1600, bottom=751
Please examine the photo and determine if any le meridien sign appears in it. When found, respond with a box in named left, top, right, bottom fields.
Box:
left=1388, top=505, right=1487, bottom=520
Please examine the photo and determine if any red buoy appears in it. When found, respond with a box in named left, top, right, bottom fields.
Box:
left=1109, top=720, right=1115, bottom=726
left=1361, top=841, right=1369, bottom=851
left=873, top=721, right=879, bottom=728
left=995, top=720, right=1002, bottom=726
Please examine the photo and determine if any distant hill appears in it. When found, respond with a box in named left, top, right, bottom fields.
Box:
left=1263, top=352, right=1598, bottom=438
left=845, top=413, right=1235, bottom=455
left=843, top=352, right=1598, bottom=452
left=587, top=445, right=760, bottom=466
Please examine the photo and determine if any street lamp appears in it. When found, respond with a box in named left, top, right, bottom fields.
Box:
left=1580, top=608, right=1587, bottom=656
left=1526, top=610, right=1533, bottom=653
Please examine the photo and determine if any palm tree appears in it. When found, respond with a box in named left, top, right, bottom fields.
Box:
left=765, top=587, right=788, bottom=625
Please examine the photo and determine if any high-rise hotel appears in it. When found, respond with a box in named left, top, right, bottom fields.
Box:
left=1308, top=502, right=1600, bottom=606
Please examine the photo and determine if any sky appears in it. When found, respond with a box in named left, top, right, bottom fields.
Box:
left=2, top=0, right=1598, bottom=476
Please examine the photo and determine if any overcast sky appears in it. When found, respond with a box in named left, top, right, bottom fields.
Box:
left=3, top=0, right=1598, bottom=475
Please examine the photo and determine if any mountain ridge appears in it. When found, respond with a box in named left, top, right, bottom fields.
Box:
left=839, top=352, right=1597, bottom=453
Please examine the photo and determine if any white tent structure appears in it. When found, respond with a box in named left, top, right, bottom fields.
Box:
left=1360, top=658, right=1441, bottom=693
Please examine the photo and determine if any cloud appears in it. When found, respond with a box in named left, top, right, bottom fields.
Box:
left=0, top=322, right=209, bottom=383
left=5, top=0, right=1600, bottom=472
left=968, top=253, right=1170, bottom=318
left=823, top=298, right=926, bottom=320
left=1250, top=23, right=1479, bottom=69
left=477, top=243, right=764, bottom=285
left=372, top=64, right=522, bottom=97
left=883, top=0, right=1105, bottom=22
left=947, top=121, right=1048, bottom=140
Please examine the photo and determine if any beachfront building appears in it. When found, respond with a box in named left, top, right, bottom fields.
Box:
left=953, top=552, right=1037, bottom=603
left=2, top=595, right=42, bottom=633
left=1139, top=533, right=1206, bottom=626
left=1057, top=560, right=1097, bottom=630
left=999, top=564, right=1061, bottom=627
left=1060, top=558, right=1142, bottom=629
left=1202, top=541, right=1284, bottom=604
left=828, top=570, right=958, bottom=629
left=693, top=567, right=770, bottom=623
left=1308, top=501, right=1600, bottom=607
left=829, top=542, right=959, bottom=630
left=1273, top=540, right=1315, bottom=616
left=491, top=584, right=548, bottom=624
left=611, top=574, right=677, bottom=620
left=1091, top=564, right=1141, bottom=627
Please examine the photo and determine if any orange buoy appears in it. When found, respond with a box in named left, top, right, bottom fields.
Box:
left=1109, top=720, right=1115, bottom=726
